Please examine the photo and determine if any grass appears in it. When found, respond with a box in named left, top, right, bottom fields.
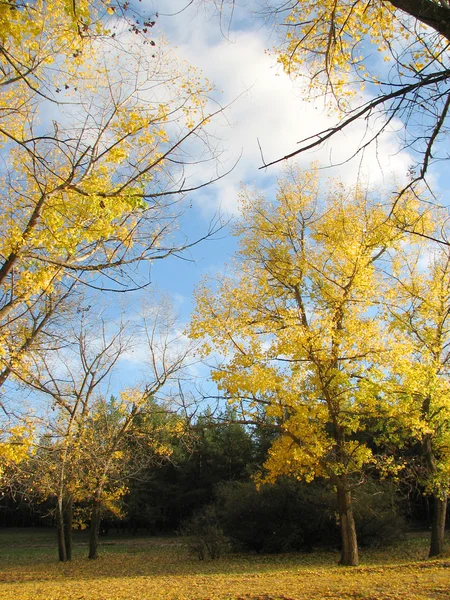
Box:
left=0, top=528, right=449, bottom=599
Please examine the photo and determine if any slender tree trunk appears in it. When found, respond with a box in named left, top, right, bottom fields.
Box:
left=421, top=425, right=447, bottom=557
left=88, top=494, right=102, bottom=560
left=63, top=494, right=73, bottom=561
left=336, top=481, right=359, bottom=566
left=429, top=494, right=447, bottom=558
left=56, top=496, right=67, bottom=562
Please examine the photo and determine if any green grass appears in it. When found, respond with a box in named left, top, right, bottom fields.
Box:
left=0, top=528, right=448, bottom=600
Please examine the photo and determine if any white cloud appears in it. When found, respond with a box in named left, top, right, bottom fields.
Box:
left=151, top=3, right=413, bottom=217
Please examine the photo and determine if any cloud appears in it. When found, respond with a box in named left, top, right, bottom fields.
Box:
left=152, top=2, right=413, bottom=217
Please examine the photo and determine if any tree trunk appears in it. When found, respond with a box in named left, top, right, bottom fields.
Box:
left=387, top=0, right=450, bottom=43
left=429, top=494, right=447, bottom=558
left=56, top=496, right=67, bottom=562
left=63, top=494, right=73, bottom=562
left=421, top=424, right=447, bottom=557
left=88, top=497, right=102, bottom=560
left=336, top=482, right=359, bottom=566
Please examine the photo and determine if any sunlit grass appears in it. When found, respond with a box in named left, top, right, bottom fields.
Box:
left=0, top=529, right=448, bottom=599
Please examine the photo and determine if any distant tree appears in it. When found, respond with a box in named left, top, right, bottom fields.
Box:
left=385, top=230, right=450, bottom=557
left=16, top=296, right=190, bottom=561
left=80, top=392, right=184, bottom=559
left=20, top=314, right=128, bottom=562
left=125, top=408, right=257, bottom=532
left=191, top=409, right=257, bottom=490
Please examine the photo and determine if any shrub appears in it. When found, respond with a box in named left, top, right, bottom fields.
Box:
left=215, top=477, right=406, bottom=553
left=182, top=477, right=406, bottom=557
left=353, top=479, right=406, bottom=547
left=181, top=505, right=230, bottom=560
left=215, top=479, right=338, bottom=553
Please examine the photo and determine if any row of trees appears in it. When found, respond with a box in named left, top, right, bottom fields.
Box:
left=0, top=394, right=442, bottom=561
left=0, top=400, right=437, bottom=540
left=0, top=0, right=226, bottom=563
left=4, top=166, right=448, bottom=567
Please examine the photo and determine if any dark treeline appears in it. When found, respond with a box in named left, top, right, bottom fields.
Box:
left=1, top=409, right=447, bottom=556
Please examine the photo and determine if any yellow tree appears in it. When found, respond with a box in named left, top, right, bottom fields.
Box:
left=80, top=391, right=184, bottom=560
left=0, top=0, right=222, bottom=395
left=190, top=167, right=423, bottom=566
left=275, top=0, right=450, bottom=187
left=18, top=296, right=191, bottom=561
left=385, top=232, right=450, bottom=557
left=275, top=0, right=450, bottom=105
left=0, top=1, right=157, bottom=99
left=0, top=422, right=34, bottom=487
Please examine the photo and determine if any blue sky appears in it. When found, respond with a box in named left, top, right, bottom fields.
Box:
left=93, top=0, right=426, bottom=398
left=5, top=1, right=449, bottom=416
left=137, top=0, right=417, bottom=309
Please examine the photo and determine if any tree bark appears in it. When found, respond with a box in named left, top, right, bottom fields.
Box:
left=429, top=494, right=447, bottom=558
left=63, top=494, right=73, bottom=562
left=56, top=496, right=67, bottom=562
left=336, top=482, right=359, bottom=566
left=88, top=497, right=102, bottom=560
left=386, top=0, right=450, bottom=43
left=421, top=419, right=447, bottom=557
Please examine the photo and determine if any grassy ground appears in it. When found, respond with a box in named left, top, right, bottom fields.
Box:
left=0, top=528, right=448, bottom=599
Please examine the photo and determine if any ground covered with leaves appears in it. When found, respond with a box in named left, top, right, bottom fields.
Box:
left=0, top=529, right=448, bottom=599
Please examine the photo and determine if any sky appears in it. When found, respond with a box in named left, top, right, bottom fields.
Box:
left=97, top=0, right=424, bottom=397
left=5, top=0, right=449, bottom=415
left=139, top=0, right=415, bottom=305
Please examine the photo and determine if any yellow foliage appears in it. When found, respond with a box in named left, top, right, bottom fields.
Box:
left=29, top=387, right=181, bottom=528
left=0, top=422, right=34, bottom=482
left=385, top=235, right=450, bottom=498
left=190, top=167, right=428, bottom=489
left=0, top=0, right=212, bottom=383
left=276, top=0, right=447, bottom=107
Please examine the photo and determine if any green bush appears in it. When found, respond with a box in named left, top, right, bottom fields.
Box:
left=215, top=479, right=338, bottom=553
left=181, top=505, right=230, bottom=560
left=353, top=479, right=406, bottom=547
left=216, top=477, right=406, bottom=553
left=182, top=476, right=406, bottom=556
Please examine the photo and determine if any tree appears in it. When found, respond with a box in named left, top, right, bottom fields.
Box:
left=17, top=295, right=192, bottom=561
left=123, top=407, right=257, bottom=533
left=83, top=297, right=192, bottom=559
left=385, top=229, right=450, bottom=556
left=190, top=167, right=423, bottom=566
left=0, top=1, right=167, bottom=107
left=81, top=392, right=183, bottom=560
left=0, top=421, right=33, bottom=487
left=0, top=0, right=223, bottom=397
left=271, top=0, right=450, bottom=186
left=21, top=313, right=129, bottom=562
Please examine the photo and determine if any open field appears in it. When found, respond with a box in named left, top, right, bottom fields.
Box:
left=0, top=529, right=448, bottom=600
